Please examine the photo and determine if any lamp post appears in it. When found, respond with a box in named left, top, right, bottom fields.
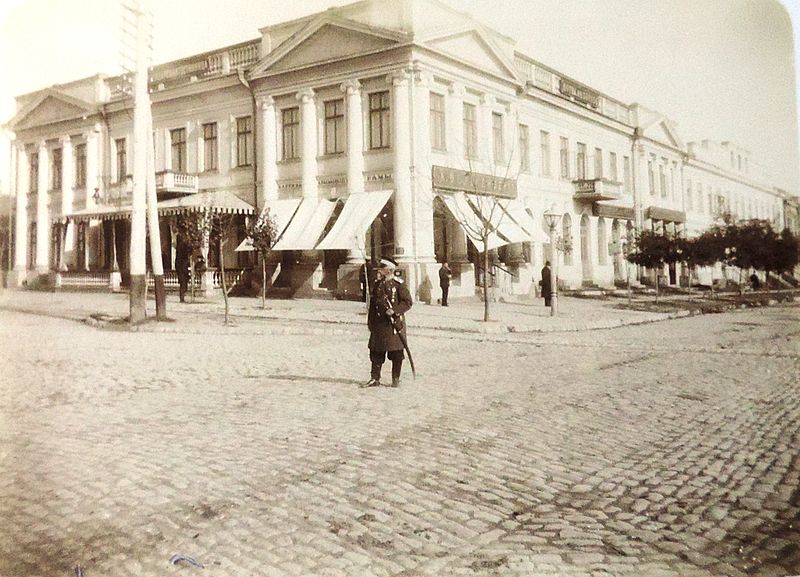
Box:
left=543, top=209, right=561, bottom=317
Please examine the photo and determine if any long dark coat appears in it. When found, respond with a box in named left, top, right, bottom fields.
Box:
left=368, top=277, right=413, bottom=352
left=540, top=265, right=552, bottom=299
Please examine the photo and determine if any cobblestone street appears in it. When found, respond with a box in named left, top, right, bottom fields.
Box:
left=1, top=301, right=798, bottom=577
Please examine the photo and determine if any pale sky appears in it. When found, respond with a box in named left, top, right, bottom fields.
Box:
left=1, top=0, right=799, bottom=193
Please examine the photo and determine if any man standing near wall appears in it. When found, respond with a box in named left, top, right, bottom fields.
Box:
left=439, top=262, right=451, bottom=306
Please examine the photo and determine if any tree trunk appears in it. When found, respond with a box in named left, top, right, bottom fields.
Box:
left=483, top=244, right=490, bottom=322
left=654, top=267, right=659, bottom=304
left=190, top=260, right=196, bottom=302
left=261, top=256, right=267, bottom=309
left=738, top=267, right=744, bottom=296
left=220, top=247, right=230, bottom=325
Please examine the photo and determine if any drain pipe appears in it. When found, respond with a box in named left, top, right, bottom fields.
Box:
left=237, top=68, right=259, bottom=214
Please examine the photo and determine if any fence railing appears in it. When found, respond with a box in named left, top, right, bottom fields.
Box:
left=59, top=271, right=111, bottom=286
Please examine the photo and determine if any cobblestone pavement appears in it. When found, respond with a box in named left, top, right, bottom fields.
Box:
left=0, top=303, right=798, bottom=577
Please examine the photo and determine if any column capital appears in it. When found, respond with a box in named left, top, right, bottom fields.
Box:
left=340, top=79, right=361, bottom=96
left=386, top=67, right=412, bottom=87
left=60, top=135, right=72, bottom=147
left=480, top=93, right=496, bottom=107
left=448, top=82, right=465, bottom=98
left=258, top=95, right=275, bottom=110
left=296, top=88, right=316, bottom=103
left=37, top=140, right=48, bottom=151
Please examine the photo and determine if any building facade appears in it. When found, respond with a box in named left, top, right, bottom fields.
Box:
left=4, top=0, right=796, bottom=300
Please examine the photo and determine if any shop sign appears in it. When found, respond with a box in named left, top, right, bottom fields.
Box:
left=559, top=78, right=600, bottom=108
left=432, top=165, right=517, bottom=198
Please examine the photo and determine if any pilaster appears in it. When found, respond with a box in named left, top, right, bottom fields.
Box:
left=13, top=144, right=28, bottom=278
left=60, top=136, right=74, bottom=271
left=35, top=141, right=49, bottom=274
left=296, top=88, right=318, bottom=199
left=388, top=68, right=413, bottom=261
left=260, top=96, right=278, bottom=203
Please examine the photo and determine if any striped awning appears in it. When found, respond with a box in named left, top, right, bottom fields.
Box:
left=66, top=191, right=255, bottom=223
left=315, top=191, right=392, bottom=251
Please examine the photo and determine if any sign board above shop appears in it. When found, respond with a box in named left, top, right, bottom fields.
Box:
left=432, top=166, right=517, bottom=199
left=559, top=78, right=600, bottom=109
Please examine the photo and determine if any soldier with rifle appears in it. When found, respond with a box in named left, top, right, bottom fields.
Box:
left=361, top=257, right=414, bottom=388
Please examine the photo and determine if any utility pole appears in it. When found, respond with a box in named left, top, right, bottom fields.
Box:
left=122, top=0, right=165, bottom=322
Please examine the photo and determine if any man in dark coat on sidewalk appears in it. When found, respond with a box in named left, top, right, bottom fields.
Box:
left=540, top=261, right=552, bottom=307
left=438, top=262, right=451, bottom=306
left=362, top=257, right=413, bottom=388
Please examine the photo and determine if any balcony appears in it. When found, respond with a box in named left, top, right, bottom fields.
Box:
left=156, top=171, right=199, bottom=195
left=573, top=178, right=622, bottom=202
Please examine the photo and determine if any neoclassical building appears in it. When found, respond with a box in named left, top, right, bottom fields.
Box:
left=5, top=0, right=794, bottom=300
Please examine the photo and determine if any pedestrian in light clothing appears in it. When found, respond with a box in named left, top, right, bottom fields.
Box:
left=362, top=257, right=413, bottom=388
left=540, top=261, right=552, bottom=307
left=439, top=262, right=452, bottom=306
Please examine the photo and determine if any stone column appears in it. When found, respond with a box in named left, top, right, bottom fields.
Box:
left=260, top=96, right=278, bottom=203
left=12, top=144, right=28, bottom=284
left=60, top=136, right=74, bottom=271
left=86, top=128, right=100, bottom=209
left=389, top=69, right=413, bottom=260
left=480, top=93, right=496, bottom=168
left=297, top=88, right=318, bottom=199
left=35, top=141, right=49, bottom=274
left=341, top=80, right=364, bottom=195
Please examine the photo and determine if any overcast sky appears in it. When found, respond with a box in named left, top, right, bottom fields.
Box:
left=1, top=0, right=798, bottom=192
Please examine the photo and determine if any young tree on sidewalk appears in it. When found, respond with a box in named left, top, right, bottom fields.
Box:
left=176, top=210, right=213, bottom=302
left=245, top=208, right=278, bottom=309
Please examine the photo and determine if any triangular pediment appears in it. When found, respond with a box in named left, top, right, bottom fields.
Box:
left=424, top=28, right=519, bottom=83
left=9, top=90, right=97, bottom=131
left=251, top=16, right=406, bottom=77
left=642, top=119, right=684, bottom=150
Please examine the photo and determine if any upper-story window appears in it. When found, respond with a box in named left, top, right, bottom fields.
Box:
left=369, top=91, right=391, bottom=150
left=281, top=108, right=299, bottom=160
left=492, top=112, right=504, bottom=163
left=324, top=99, right=345, bottom=155
left=430, top=93, right=445, bottom=151
left=115, top=138, right=127, bottom=183
left=540, top=131, right=551, bottom=176
left=51, top=148, right=62, bottom=190
left=686, top=179, right=693, bottom=211
left=518, top=124, right=530, bottom=172
left=593, top=148, right=602, bottom=179
left=576, top=142, right=587, bottom=180
left=236, top=116, right=253, bottom=167
left=559, top=137, right=569, bottom=179
left=647, top=157, right=655, bottom=196
left=463, top=103, right=478, bottom=159
left=609, top=152, right=618, bottom=182
left=29, top=151, right=38, bottom=193
left=170, top=128, right=187, bottom=172
left=203, top=123, right=218, bottom=171
left=737, top=154, right=742, bottom=171
left=659, top=162, right=667, bottom=198
left=623, top=156, right=631, bottom=193
left=75, top=143, right=87, bottom=188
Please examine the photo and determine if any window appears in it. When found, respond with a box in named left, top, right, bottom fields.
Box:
left=170, top=128, right=187, bottom=172
left=369, top=91, right=391, bottom=149
left=737, top=154, right=742, bottom=171
left=492, top=112, right=504, bottom=163
left=202, top=123, right=218, bottom=171
left=29, top=151, right=38, bottom=193
left=594, top=148, right=602, bottom=179
left=576, top=142, right=586, bottom=180
left=463, top=103, right=477, bottom=158
left=236, top=116, right=252, bottom=167
left=115, top=138, right=127, bottom=182
left=518, top=125, right=530, bottom=172
left=686, top=179, right=693, bottom=211
left=647, top=158, right=655, bottom=196
left=559, top=137, right=569, bottom=179
left=51, top=148, right=62, bottom=190
left=430, top=93, right=445, bottom=151
left=75, top=143, right=87, bottom=187
left=324, top=99, right=345, bottom=155
left=659, top=162, right=666, bottom=198
left=540, top=131, right=551, bottom=176
left=609, top=152, right=618, bottom=182
left=623, top=156, right=631, bottom=193
left=281, top=108, right=299, bottom=160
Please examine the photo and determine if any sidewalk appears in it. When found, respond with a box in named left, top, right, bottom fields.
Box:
left=0, top=289, right=693, bottom=335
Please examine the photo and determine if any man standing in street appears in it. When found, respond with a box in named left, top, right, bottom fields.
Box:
left=438, top=262, right=452, bottom=306
left=540, top=261, right=552, bottom=307
left=175, top=243, right=190, bottom=303
left=362, top=258, right=413, bottom=388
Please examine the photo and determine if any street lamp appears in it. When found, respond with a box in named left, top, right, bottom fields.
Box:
left=543, top=208, right=561, bottom=317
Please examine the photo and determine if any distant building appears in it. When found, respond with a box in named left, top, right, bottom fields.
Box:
left=4, top=0, right=796, bottom=298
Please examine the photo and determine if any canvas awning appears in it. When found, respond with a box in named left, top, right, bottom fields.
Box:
left=315, top=191, right=393, bottom=251
left=235, top=198, right=302, bottom=252
left=273, top=197, right=337, bottom=251
left=67, top=190, right=256, bottom=224
left=440, top=192, right=531, bottom=251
